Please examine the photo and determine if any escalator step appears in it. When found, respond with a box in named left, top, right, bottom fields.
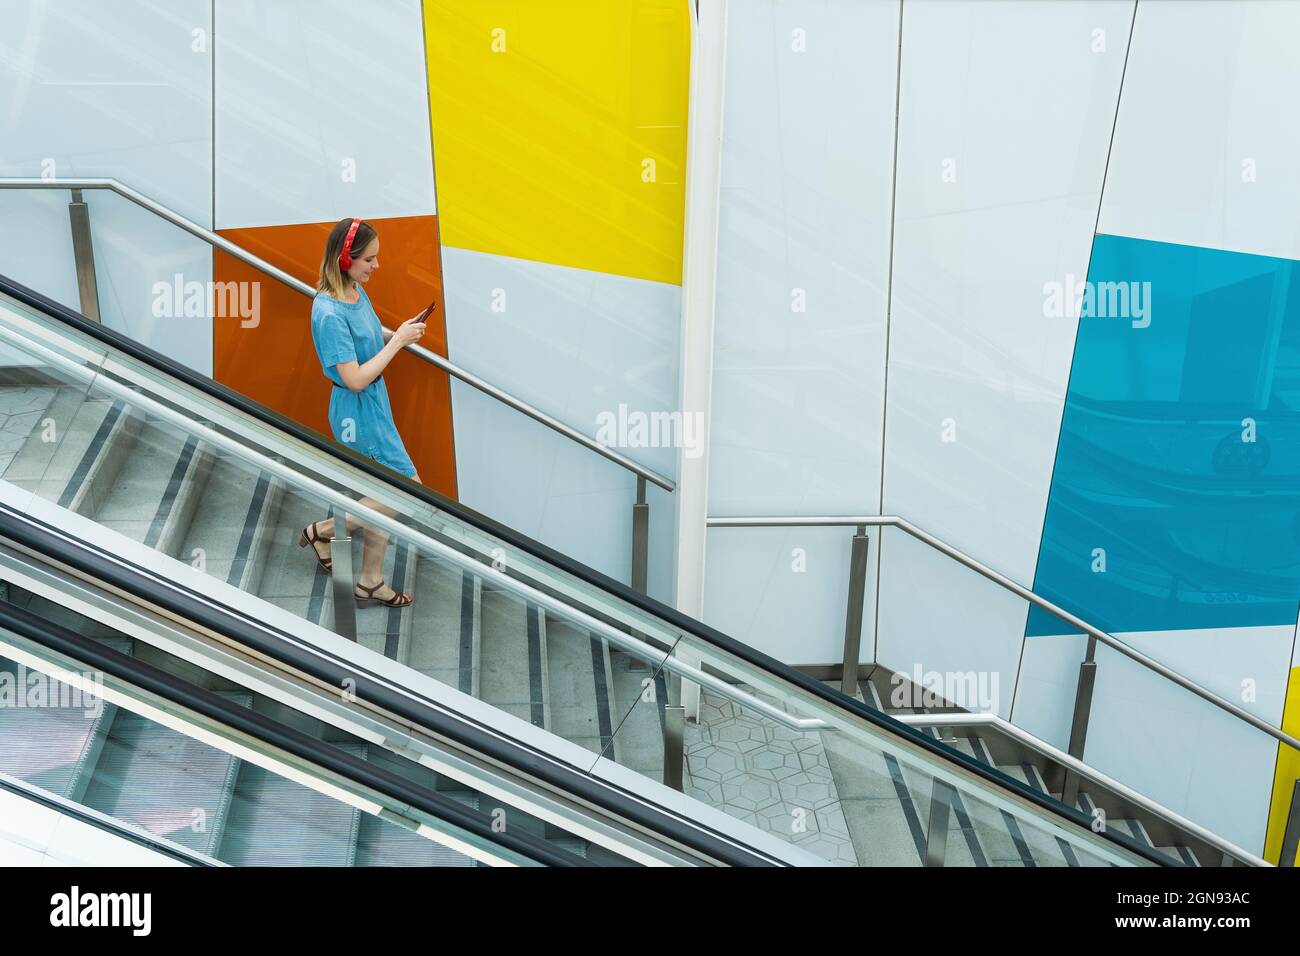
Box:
left=354, top=814, right=476, bottom=868
left=82, top=690, right=252, bottom=858
left=219, top=742, right=364, bottom=867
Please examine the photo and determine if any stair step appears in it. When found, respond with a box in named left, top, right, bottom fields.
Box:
left=0, top=384, right=59, bottom=476
left=478, top=586, right=540, bottom=727
left=1076, top=792, right=1150, bottom=848
left=83, top=690, right=252, bottom=858
left=355, top=812, right=475, bottom=867
left=0, top=647, right=126, bottom=801
left=220, top=741, right=364, bottom=867
left=1018, top=763, right=1084, bottom=866
left=894, top=733, right=990, bottom=866
left=353, top=542, right=416, bottom=662
left=1156, top=843, right=1200, bottom=866
left=944, top=736, right=1031, bottom=866
left=176, top=453, right=280, bottom=594
left=544, top=614, right=617, bottom=758
left=406, top=559, right=476, bottom=695
left=820, top=731, right=928, bottom=865
left=606, top=650, right=665, bottom=782
left=11, top=394, right=122, bottom=510
left=88, top=418, right=193, bottom=544
left=2, top=387, right=108, bottom=493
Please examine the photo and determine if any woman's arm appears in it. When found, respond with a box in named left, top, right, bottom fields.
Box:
left=380, top=306, right=436, bottom=343
left=336, top=316, right=426, bottom=392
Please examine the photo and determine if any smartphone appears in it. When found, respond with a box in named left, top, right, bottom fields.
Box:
left=416, top=299, right=437, bottom=323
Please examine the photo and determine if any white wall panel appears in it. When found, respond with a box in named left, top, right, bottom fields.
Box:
left=1013, top=623, right=1291, bottom=853
left=881, top=0, right=1132, bottom=580
left=214, top=0, right=435, bottom=228
left=1009, top=632, right=1088, bottom=751
left=0, top=0, right=214, bottom=369
left=1082, top=626, right=1292, bottom=854
left=703, top=525, right=878, bottom=667
left=0, top=0, right=213, bottom=224
left=1099, top=0, right=1300, bottom=260
left=708, top=0, right=897, bottom=517
left=875, top=527, right=1025, bottom=716
left=0, top=190, right=78, bottom=365
left=87, top=190, right=214, bottom=373
left=443, top=247, right=680, bottom=600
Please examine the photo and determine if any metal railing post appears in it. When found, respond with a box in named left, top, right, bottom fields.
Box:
left=1061, top=635, right=1098, bottom=807
left=631, top=476, right=649, bottom=594
left=67, top=189, right=101, bottom=322
left=924, top=777, right=952, bottom=867
left=839, top=524, right=870, bottom=700
left=329, top=527, right=357, bottom=643
left=664, top=704, right=685, bottom=791
left=1282, top=779, right=1300, bottom=867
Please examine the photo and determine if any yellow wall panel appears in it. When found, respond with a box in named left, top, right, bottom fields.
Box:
left=1265, top=665, right=1300, bottom=863
left=423, top=0, right=690, bottom=285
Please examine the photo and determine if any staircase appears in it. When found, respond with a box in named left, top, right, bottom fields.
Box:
left=851, top=674, right=1209, bottom=866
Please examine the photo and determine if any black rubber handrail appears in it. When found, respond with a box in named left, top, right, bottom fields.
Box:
left=0, top=597, right=587, bottom=868
left=0, top=272, right=1170, bottom=867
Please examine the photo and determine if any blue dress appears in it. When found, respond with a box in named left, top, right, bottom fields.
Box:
left=310, top=286, right=417, bottom=478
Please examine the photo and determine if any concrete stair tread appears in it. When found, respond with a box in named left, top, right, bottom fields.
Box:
left=1, top=387, right=109, bottom=489
left=606, top=651, right=665, bottom=782
left=83, top=690, right=253, bottom=857
left=89, top=420, right=192, bottom=544
left=175, top=452, right=273, bottom=585
left=477, top=587, right=538, bottom=727
left=355, top=814, right=475, bottom=867
left=544, top=616, right=613, bottom=757
left=406, top=559, right=472, bottom=691
left=220, top=741, right=365, bottom=867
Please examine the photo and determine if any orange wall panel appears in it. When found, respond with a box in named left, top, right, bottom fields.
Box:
left=212, top=215, right=457, bottom=498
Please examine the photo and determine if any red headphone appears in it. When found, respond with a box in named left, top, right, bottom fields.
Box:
left=338, top=218, right=362, bottom=272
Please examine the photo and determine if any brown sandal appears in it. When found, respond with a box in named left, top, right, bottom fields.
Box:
left=298, top=521, right=332, bottom=573
left=355, top=580, right=413, bottom=609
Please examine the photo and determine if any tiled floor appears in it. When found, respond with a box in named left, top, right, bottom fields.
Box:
left=0, top=387, right=56, bottom=476
left=684, top=688, right=859, bottom=865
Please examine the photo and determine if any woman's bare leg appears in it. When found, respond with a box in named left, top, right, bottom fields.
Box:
left=313, top=473, right=420, bottom=601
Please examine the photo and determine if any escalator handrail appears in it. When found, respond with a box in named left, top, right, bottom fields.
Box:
left=0, top=597, right=593, bottom=868
left=0, top=502, right=790, bottom=867
left=0, top=307, right=821, bottom=735
left=0, top=510, right=1167, bottom=870
left=0, top=177, right=673, bottom=492
left=0, top=273, right=1170, bottom=866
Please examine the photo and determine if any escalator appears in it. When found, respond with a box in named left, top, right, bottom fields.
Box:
left=0, top=272, right=1181, bottom=866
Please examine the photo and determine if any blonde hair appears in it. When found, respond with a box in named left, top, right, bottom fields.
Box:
left=317, top=217, right=377, bottom=299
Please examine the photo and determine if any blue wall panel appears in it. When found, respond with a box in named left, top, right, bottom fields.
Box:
left=1031, top=234, right=1300, bottom=636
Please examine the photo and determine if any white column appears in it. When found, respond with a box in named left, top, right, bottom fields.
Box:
left=673, top=0, right=728, bottom=721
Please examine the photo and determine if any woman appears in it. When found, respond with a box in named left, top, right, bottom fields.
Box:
left=298, top=216, right=428, bottom=609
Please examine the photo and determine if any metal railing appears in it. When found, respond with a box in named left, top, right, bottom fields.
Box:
left=708, top=513, right=1300, bottom=861
left=0, top=177, right=673, bottom=610
left=892, top=711, right=1269, bottom=867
